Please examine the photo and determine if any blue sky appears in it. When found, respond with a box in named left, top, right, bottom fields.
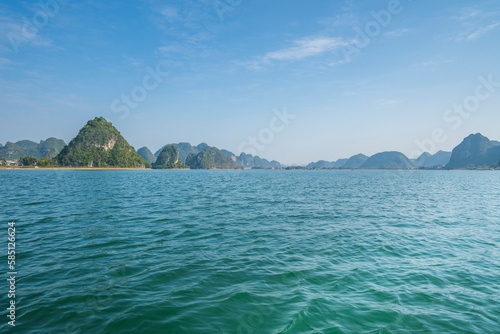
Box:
left=1, top=0, right=499, bottom=164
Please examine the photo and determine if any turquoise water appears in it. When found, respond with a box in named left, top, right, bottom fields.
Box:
left=1, top=170, right=499, bottom=333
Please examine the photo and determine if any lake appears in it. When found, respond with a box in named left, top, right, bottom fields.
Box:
left=1, top=170, right=499, bottom=333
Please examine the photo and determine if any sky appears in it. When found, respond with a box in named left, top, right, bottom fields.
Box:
left=0, top=0, right=499, bottom=165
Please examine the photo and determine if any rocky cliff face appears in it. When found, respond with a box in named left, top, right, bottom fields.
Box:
left=93, top=139, right=116, bottom=152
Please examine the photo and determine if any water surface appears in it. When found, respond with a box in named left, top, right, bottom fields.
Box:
left=1, top=170, right=499, bottom=333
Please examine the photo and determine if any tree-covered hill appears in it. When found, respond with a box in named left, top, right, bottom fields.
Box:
left=56, top=117, right=148, bottom=168
left=137, top=147, right=157, bottom=164
left=342, top=154, right=369, bottom=169
left=152, top=145, right=188, bottom=169
left=186, top=146, right=239, bottom=169
left=155, top=142, right=207, bottom=162
left=446, top=133, right=500, bottom=169
left=233, top=152, right=282, bottom=169
left=307, top=159, right=348, bottom=169
left=361, top=152, right=415, bottom=169
left=155, top=142, right=282, bottom=169
left=0, top=138, right=66, bottom=160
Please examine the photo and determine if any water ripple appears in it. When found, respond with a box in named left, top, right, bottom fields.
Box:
left=0, top=170, right=499, bottom=333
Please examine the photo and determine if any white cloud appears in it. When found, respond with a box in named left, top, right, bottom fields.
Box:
left=0, top=10, right=54, bottom=53
left=158, top=45, right=186, bottom=54
left=159, top=6, right=179, bottom=22
left=319, top=13, right=359, bottom=28
left=123, top=56, right=145, bottom=68
left=263, top=37, right=351, bottom=62
left=384, top=28, right=411, bottom=38
left=452, top=7, right=500, bottom=42
left=329, top=58, right=352, bottom=66
left=453, top=10, right=481, bottom=21
left=234, top=59, right=264, bottom=71
left=377, top=99, right=400, bottom=106
left=411, top=58, right=455, bottom=68
left=411, top=60, right=436, bottom=68
left=466, top=22, right=500, bottom=40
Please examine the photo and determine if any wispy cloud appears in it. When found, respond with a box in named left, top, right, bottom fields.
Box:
left=377, top=99, right=400, bottom=106
left=453, top=10, right=481, bottom=21
left=0, top=11, right=23, bottom=52
left=384, top=28, right=412, bottom=38
left=412, top=60, right=437, bottom=68
left=158, top=44, right=186, bottom=54
left=123, top=56, right=145, bottom=68
left=263, top=37, right=351, bottom=62
left=411, top=57, right=455, bottom=68
left=452, top=8, right=500, bottom=41
left=0, top=9, right=54, bottom=54
left=319, top=13, right=359, bottom=28
left=466, top=22, right=500, bottom=40
left=159, top=5, right=179, bottom=22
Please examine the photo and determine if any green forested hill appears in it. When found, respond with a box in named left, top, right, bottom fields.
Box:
left=155, top=142, right=282, bottom=169
left=341, top=154, right=369, bottom=169
left=0, top=138, right=66, bottom=160
left=56, top=117, right=148, bottom=168
left=446, top=133, right=500, bottom=169
left=361, top=152, right=415, bottom=169
left=137, top=147, right=157, bottom=164
left=186, top=146, right=239, bottom=169
left=152, top=145, right=188, bottom=169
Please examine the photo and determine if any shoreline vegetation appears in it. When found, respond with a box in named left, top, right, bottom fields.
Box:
left=1, top=166, right=498, bottom=171
left=0, top=166, right=150, bottom=170
left=1, top=117, right=500, bottom=170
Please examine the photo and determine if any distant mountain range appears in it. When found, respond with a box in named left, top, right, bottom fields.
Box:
left=226, top=152, right=282, bottom=169
left=0, top=138, right=66, bottom=160
left=307, top=159, right=348, bottom=169
left=307, top=149, right=456, bottom=170
left=412, top=151, right=452, bottom=168
left=1, top=117, right=499, bottom=170
left=343, top=154, right=369, bottom=168
left=306, top=134, right=500, bottom=170
left=148, top=142, right=282, bottom=169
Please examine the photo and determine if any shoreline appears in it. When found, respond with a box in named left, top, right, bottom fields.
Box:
left=0, top=167, right=497, bottom=171
left=0, top=167, right=149, bottom=170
